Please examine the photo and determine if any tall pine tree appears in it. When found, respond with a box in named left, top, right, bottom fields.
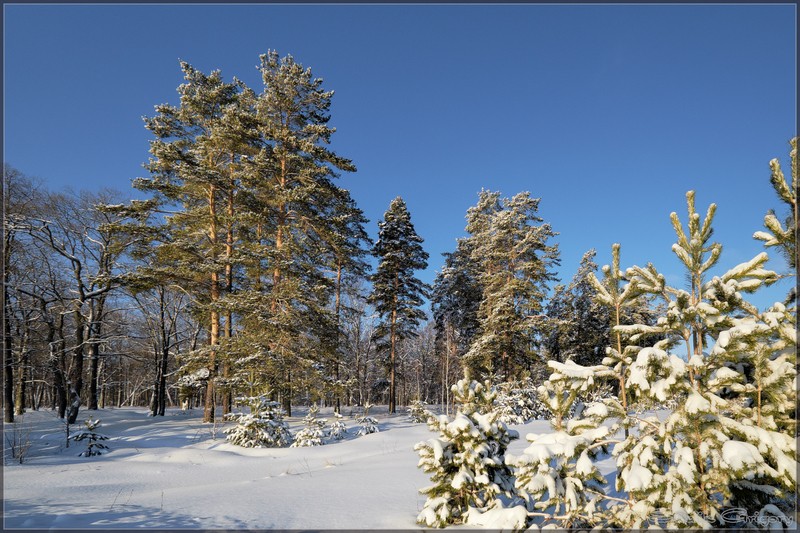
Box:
left=134, top=61, right=245, bottom=423
left=238, top=51, right=359, bottom=415
left=368, top=197, right=429, bottom=414
left=463, top=190, right=559, bottom=382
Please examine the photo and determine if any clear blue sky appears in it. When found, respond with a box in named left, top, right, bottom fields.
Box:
left=4, top=4, right=797, bottom=310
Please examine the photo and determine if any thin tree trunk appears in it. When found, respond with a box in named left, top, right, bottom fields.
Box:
left=223, top=174, right=234, bottom=416
left=66, top=302, right=85, bottom=424
left=88, top=295, right=106, bottom=411
left=334, top=261, right=342, bottom=413
left=390, top=276, right=398, bottom=414
left=54, top=314, right=67, bottom=418
left=205, top=183, right=220, bottom=423
left=14, top=344, right=27, bottom=416
left=614, top=304, right=627, bottom=412
left=3, top=256, right=14, bottom=423
left=98, top=358, right=105, bottom=409
left=150, top=287, right=167, bottom=417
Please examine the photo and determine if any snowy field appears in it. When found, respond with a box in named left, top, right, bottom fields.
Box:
left=3, top=406, right=620, bottom=530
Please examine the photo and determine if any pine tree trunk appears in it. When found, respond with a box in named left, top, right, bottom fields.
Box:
left=223, top=177, right=234, bottom=416
left=205, top=183, right=220, bottom=423
left=273, top=160, right=290, bottom=416
left=389, top=276, right=398, bottom=414
left=334, top=261, right=342, bottom=414
left=157, top=287, right=169, bottom=416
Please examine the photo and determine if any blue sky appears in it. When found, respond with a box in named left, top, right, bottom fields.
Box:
left=4, top=4, right=797, bottom=310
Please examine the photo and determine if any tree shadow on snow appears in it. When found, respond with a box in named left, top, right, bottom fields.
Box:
left=3, top=500, right=251, bottom=530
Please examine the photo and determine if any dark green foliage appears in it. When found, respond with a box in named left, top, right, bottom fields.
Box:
left=544, top=249, right=660, bottom=368
left=431, top=239, right=482, bottom=359
left=71, top=417, right=110, bottom=457
left=368, top=197, right=429, bottom=413
left=543, top=250, right=609, bottom=366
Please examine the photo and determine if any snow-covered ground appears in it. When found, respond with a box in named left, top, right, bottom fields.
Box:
left=4, top=405, right=615, bottom=530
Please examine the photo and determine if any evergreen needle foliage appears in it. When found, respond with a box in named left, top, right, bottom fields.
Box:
left=71, top=417, right=110, bottom=457
left=415, top=379, right=520, bottom=528
left=368, top=197, right=429, bottom=414
left=462, top=190, right=559, bottom=382
left=224, top=395, right=293, bottom=448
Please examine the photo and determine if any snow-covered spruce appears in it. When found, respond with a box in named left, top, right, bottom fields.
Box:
left=407, top=399, right=430, bottom=423
left=223, top=395, right=293, bottom=448
left=327, top=412, right=348, bottom=441
left=356, top=404, right=379, bottom=436
left=508, top=361, right=611, bottom=529
left=291, top=404, right=327, bottom=447
left=414, top=379, right=523, bottom=528
left=70, top=417, right=110, bottom=457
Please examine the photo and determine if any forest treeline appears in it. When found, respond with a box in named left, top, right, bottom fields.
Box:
left=1, top=52, right=793, bottom=429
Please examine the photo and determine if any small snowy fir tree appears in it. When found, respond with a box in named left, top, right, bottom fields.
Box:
left=356, top=403, right=379, bottom=436
left=613, top=192, right=797, bottom=528
left=327, top=411, right=348, bottom=441
left=508, top=360, right=612, bottom=529
left=414, top=379, right=523, bottom=529
left=291, top=404, right=327, bottom=447
left=586, top=243, right=649, bottom=420
left=408, top=399, right=430, bottom=423
left=224, top=395, right=293, bottom=448
left=71, top=417, right=110, bottom=457
left=601, top=191, right=796, bottom=529
left=507, top=188, right=796, bottom=530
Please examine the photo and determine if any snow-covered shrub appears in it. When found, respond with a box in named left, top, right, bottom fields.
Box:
left=224, top=395, right=293, bottom=448
left=414, top=379, right=522, bottom=528
left=495, top=378, right=614, bottom=426
left=327, top=412, right=348, bottom=441
left=291, top=404, right=327, bottom=447
left=356, top=403, right=379, bottom=436
left=508, top=361, right=611, bottom=529
left=494, top=378, right=550, bottom=424
left=407, top=399, right=430, bottom=423
left=71, top=417, right=110, bottom=457
left=176, top=368, right=209, bottom=410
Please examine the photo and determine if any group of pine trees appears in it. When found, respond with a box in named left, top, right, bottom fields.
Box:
left=2, top=52, right=445, bottom=425
left=3, top=52, right=599, bottom=427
